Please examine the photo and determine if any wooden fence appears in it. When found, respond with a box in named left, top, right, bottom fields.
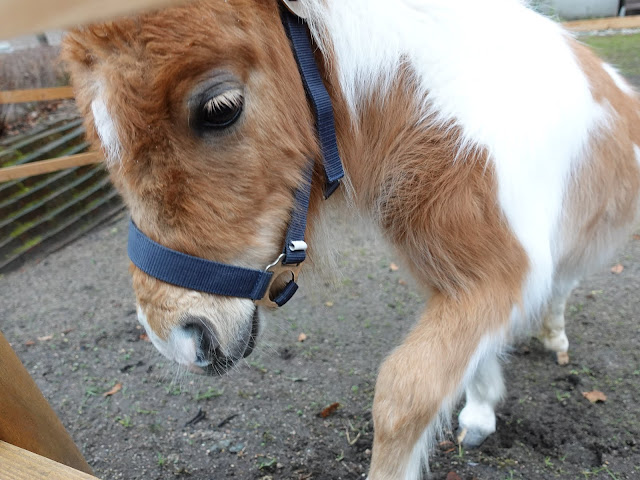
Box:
left=0, top=87, right=101, bottom=182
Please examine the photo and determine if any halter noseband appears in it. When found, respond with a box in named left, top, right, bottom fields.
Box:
left=127, top=2, right=344, bottom=308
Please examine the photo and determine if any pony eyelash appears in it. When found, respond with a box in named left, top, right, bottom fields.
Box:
left=203, top=89, right=243, bottom=113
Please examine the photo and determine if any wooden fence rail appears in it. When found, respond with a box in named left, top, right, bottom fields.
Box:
left=563, top=14, right=640, bottom=32
left=0, top=152, right=101, bottom=182
left=0, top=0, right=184, bottom=40
left=0, top=87, right=75, bottom=105
left=0, top=87, right=100, bottom=180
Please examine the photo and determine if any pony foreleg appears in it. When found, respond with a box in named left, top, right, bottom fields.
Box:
left=368, top=292, right=511, bottom=480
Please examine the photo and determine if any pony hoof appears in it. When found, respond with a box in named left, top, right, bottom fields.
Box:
left=456, top=427, right=489, bottom=449
left=556, top=351, right=569, bottom=365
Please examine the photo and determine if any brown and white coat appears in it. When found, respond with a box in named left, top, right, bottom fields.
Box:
left=62, top=0, right=640, bottom=478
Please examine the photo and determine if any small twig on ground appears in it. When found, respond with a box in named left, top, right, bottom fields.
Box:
left=184, top=408, right=207, bottom=427
left=345, top=427, right=361, bottom=446
left=217, top=413, right=239, bottom=428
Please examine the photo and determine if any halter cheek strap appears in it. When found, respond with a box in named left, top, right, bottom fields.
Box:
left=127, top=3, right=344, bottom=308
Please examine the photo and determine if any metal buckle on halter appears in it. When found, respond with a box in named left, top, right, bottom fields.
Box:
left=254, top=254, right=303, bottom=308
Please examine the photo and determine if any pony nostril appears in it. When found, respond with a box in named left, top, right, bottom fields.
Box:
left=183, top=317, right=221, bottom=363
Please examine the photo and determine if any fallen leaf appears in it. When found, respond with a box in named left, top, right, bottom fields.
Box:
left=37, top=335, right=53, bottom=341
left=611, top=263, right=624, bottom=274
left=62, top=328, right=74, bottom=334
left=103, top=383, right=122, bottom=397
left=325, top=301, right=334, bottom=307
left=319, top=402, right=340, bottom=418
left=446, top=472, right=462, bottom=480
left=139, top=333, right=150, bottom=342
left=438, top=440, right=454, bottom=450
left=389, top=263, right=399, bottom=272
left=25, top=340, right=35, bottom=346
left=633, top=234, right=640, bottom=240
left=398, top=279, right=407, bottom=286
left=298, top=333, right=307, bottom=342
left=582, top=390, right=607, bottom=403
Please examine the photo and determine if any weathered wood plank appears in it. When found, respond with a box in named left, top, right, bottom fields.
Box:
left=563, top=15, right=640, bottom=32
left=0, top=152, right=102, bottom=182
left=0, top=441, right=98, bottom=479
left=0, top=332, right=93, bottom=474
left=0, top=87, right=75, bottom=105
left=0, top=0, right=185, bottom=39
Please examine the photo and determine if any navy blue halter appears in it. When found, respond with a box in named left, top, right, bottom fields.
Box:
left=127, top=4, right=344, bottom=308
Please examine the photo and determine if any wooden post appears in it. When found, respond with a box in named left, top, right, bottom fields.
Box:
left=0, top=0, right=185, bottom=39
left=0, top=331, right=93, bottom=475
left=0, top=441, right=98, bottom=479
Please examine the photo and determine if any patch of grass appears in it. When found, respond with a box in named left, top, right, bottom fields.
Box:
left=84, top=386, right=101, bottom=397
left=164, top=384, right=182, bottom=396
left=149, top=422, right=163, bottom=433
left=261, top=431, right=275, bottom=446
left=116, top=415, right=133, bottom=428
left=582, top=34, right=640, bottom=79
left=570, top=365, right=595, bottom=377
left=582, top=465, right=620, bottom=480
left=135, top=406, right=158, bottom=415
left=257, top=457, right=277, bottom=471
left=195, top=387, right=224, bottom=401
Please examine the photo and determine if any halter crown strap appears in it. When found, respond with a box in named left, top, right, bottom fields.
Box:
left=280, top=5, right=344, bottom=198
left=127, top=4, right=344, bottom=307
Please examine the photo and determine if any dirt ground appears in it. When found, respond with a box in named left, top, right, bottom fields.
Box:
left=2, top=32, right=640, bottom=480
left=2, top=207, right=640, bottom=480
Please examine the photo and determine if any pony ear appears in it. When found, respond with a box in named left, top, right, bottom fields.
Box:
left=280, top=0, right=308, bottom=19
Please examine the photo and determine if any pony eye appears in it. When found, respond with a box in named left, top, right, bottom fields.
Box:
left=198, top=89, right=243, bottom=130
